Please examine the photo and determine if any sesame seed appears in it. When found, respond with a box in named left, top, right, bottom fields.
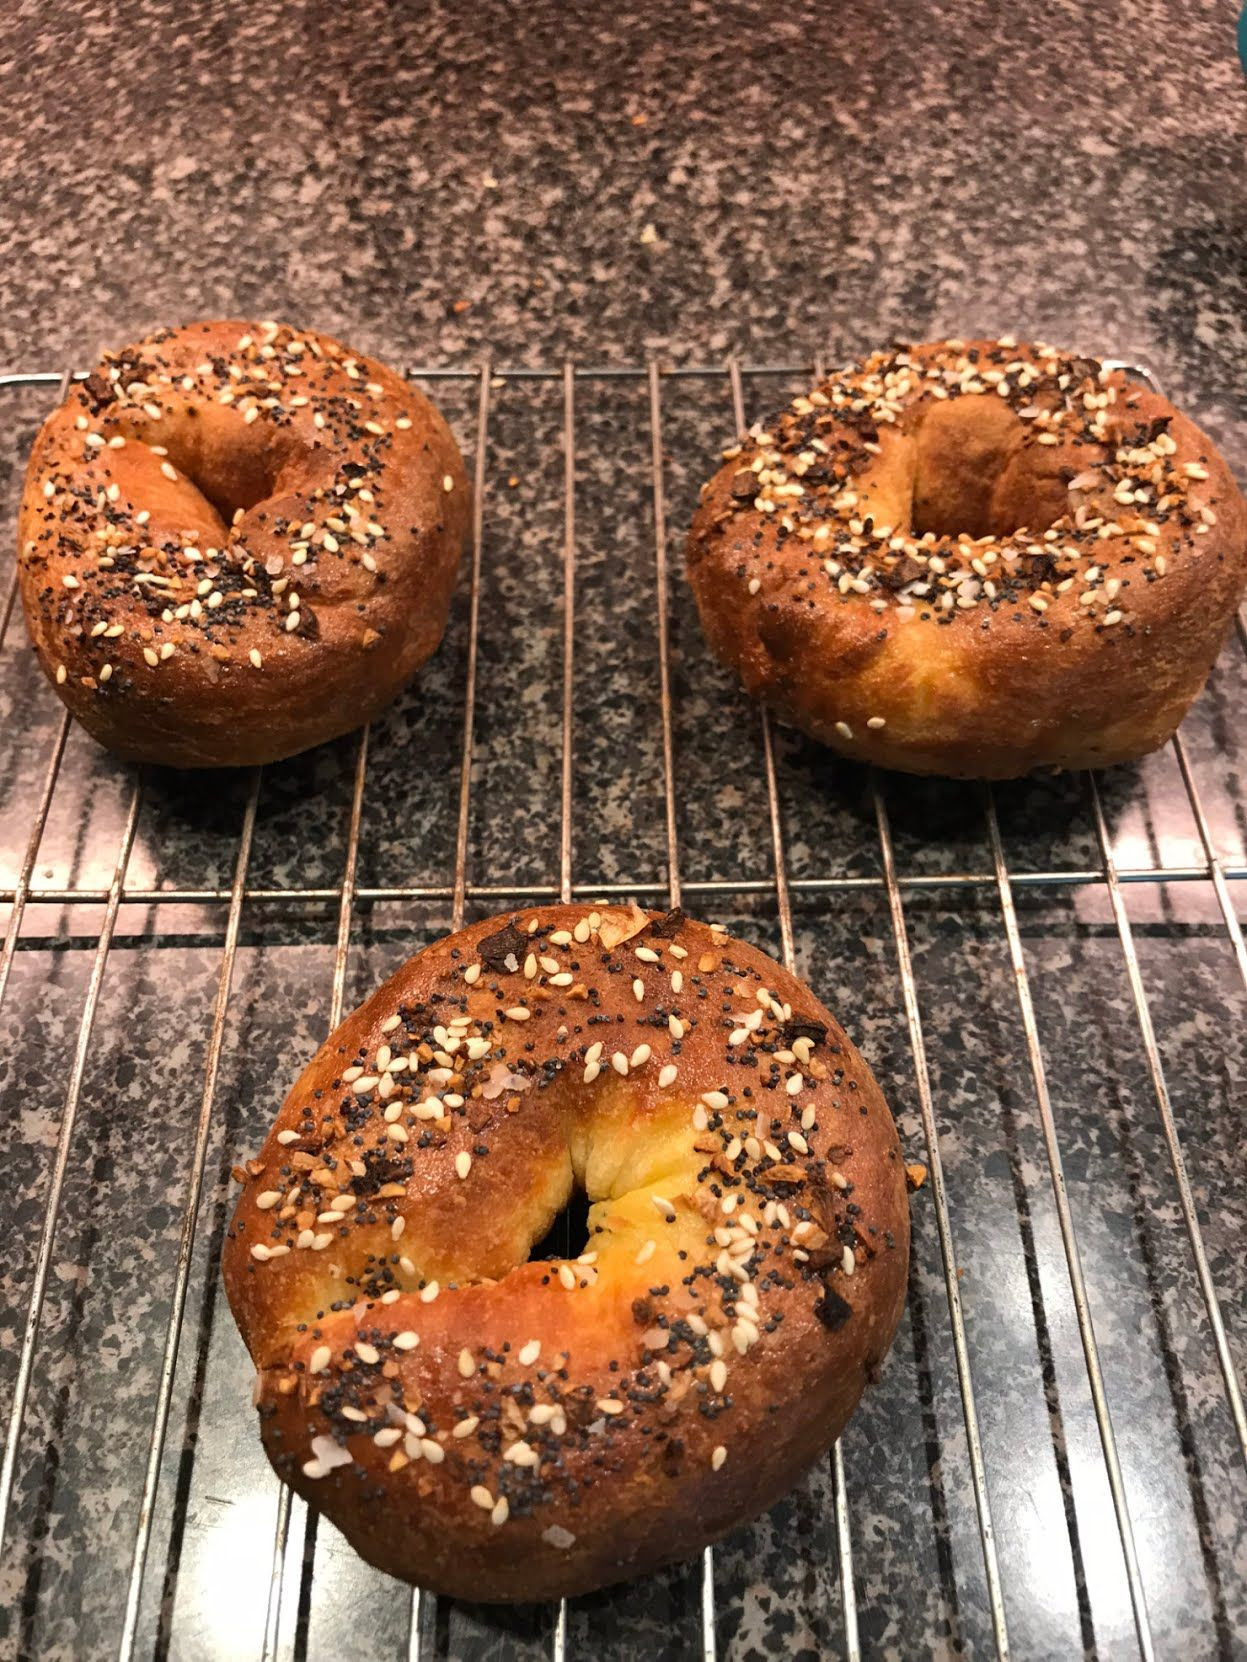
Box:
left=505, top=1006, right=531, bottom=1022
left=709, top=1358, right=728, bottom=1393
left=652, top=1195, right=675, bottom=1219
left=419, top=1281, right=440, bottom=1303
left=519, top=1339, right=541, bottom=1365
left=470, top=1485, right=494, bottom=1511
left=455, top=1151, right=472, bottom=1180
left=393, top=1331, right=419, bottom=1351
left=355, top=1342, right=380, bottom=1365
left=490, top=1496, right=509, bottom=1526
left=160, top=461, right=178, bottom=481
left=558, top=1263, right=576, bottom=1289
left=442, top=474, right=455, bottom=492
left=597, top=1399, right=625, bottom=1415
left=712, top=1445, right=727, bottom=1471
left=658, top=1064, right=677, bottom=1088
left=453, top=1416, right=479, bottom=1438
left=458, top=1348, right=475, bottom=1378
left=309, top=1345, right=332, bottom=1374
left=464, top=962, right=481, bottom=984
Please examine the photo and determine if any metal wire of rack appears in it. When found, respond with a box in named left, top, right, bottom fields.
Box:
left=0, top=354, right=1243, bottom=1661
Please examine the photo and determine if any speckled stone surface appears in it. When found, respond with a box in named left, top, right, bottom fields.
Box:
left=0, top=3, right=1245, bottom=1659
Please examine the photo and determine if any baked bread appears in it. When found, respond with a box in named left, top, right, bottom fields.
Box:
left=222, top=903, right=909, bottom=1602
left=18, top=320, right=469, bottom=768
left=687, top=339, right=1247, bottom=778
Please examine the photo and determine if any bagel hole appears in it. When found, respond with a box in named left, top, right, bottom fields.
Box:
left=909, top=397, right=1067, bottom=540
left=153, top=438, right=281, bottom=525
left=108, top=415, right=285, bottom=526
left=529, top=1188, right=592, bottom=1262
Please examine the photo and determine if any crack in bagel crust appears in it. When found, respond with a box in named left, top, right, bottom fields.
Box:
left=18, top=320, right=470, bottom=767
left=687, top=338, right=1247, bottom=778
left=222, top=904, right=909, bottom=1603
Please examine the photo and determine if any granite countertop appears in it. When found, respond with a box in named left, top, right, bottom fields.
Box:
left=0, top=3, right=1244, bottom=1660
left=0, top=0, right=1243, bottom=449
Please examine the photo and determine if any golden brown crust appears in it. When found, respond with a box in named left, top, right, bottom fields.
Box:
left=222, top=903, right=909, bottom=1602
left=687, top=339, right=1247, bottom=778
left=18, top=320, right=470, bottom=768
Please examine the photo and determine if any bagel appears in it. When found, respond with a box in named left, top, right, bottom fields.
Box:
left=687, top=339, right=1247, bottom=778
left=17, top=320, right=469, bottom=768
left=222, top=903, right=909, bottom=1602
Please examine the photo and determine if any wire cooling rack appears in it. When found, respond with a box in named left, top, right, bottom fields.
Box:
left=0, top=356, right=1243, bottom=1662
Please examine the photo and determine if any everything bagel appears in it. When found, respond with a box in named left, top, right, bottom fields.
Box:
left=687, top=339, right=1247, bottom=778
left=18, top=320, right=469, bottom=768
left=222, top=904, right=909, bottom=1602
